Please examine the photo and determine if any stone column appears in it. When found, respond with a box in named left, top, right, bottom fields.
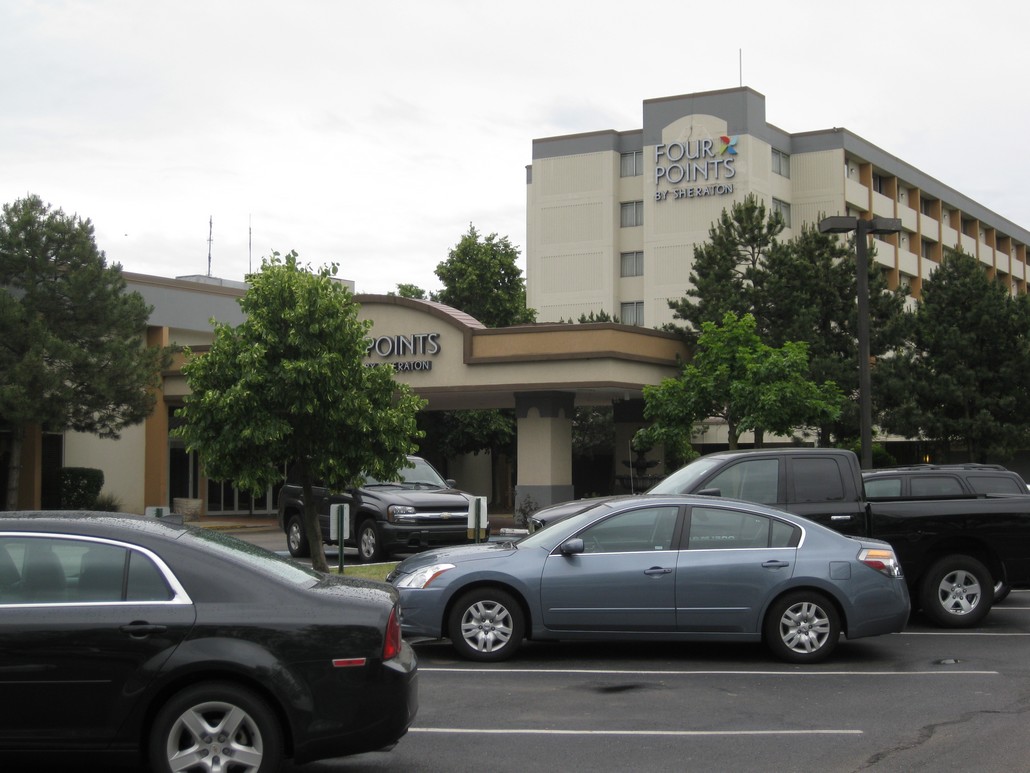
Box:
left=514, top=391, right=575, bottom=516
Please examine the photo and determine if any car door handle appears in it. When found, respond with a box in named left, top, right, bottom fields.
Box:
left=830, top=515, right=852, bottom=521
left=644, top=567, right=673, bottom=576
left=762, top=560, right=790, bottom=569
left=120, top=623, right=167, bottom=637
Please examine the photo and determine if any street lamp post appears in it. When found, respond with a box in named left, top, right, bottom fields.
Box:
left=819, top=215, right=902, bottom=469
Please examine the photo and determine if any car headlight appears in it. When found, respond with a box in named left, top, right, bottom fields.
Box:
left=394, top=563, right=455, bottom=589
left=387, top=505, right=417, bottom=523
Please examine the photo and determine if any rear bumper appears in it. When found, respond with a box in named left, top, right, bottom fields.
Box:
left=846, top=579, right=911, bottom=639
left=293, top=643, right=419, bottom=764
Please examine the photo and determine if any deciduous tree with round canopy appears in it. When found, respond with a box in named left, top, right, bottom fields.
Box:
left=175, top=251, right=425, bottom=572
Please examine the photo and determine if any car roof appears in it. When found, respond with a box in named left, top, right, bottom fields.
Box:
left=568, top=493, right=802, bottom=519
left=0, top=511, right=188, bottom=540
left=863, top=465, right=1016, bottom=476
left=702, top=448, right=842, bottom=460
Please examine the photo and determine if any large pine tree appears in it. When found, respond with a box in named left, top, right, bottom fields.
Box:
left=761, top=224, right=909, bottom=444
left=0, top=195, right=171, bottom=510
left=879, top=249, right=1030, bottom=461
left=667, top=194, right=784, bottom=338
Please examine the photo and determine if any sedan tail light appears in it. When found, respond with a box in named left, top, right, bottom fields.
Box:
left=859, top=547, right=903, bottom=578
left=383, top=606, right=403, bottom=661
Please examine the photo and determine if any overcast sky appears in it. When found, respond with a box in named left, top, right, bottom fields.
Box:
left=3, top=1, right=1028, bottom=296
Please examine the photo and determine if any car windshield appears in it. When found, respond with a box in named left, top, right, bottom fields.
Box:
left=180, top=528, right=322, bottom=585
left=647, top=456, right=726, bottom=495
left=364, top=457, right=447, bottom=488
left=517, top=501, right=618, bottom=548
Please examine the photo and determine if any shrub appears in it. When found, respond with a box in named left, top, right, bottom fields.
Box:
left=92, top=491, right=124, bottom=512
left=59, top=468, right=105, bottom=509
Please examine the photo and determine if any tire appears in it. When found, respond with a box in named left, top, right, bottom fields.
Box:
left=763, top=591, right=841, bottom=664
left=357, top=518, right=384, bottom=563
left=286, top=515, right=310, bottom=558
left=148, top=682, right=283, bottom=773
left=447, top=588, right=525, bottom=662
left=993, top=581, right=1011, bottom=604
left=919, top=555, right=992, bottom=627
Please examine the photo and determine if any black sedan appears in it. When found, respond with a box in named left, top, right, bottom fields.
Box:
left=0, top=512, right=418, bottom=771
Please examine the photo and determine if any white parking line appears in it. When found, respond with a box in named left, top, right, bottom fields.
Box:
left=900, top=631, right=1030, bottom=635
left=420, top=667, right=998, bottom=676
left=410, top=728, right=863, bottom=737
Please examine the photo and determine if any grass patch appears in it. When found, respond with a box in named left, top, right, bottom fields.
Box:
left=332, top=562, right=398, bottom=582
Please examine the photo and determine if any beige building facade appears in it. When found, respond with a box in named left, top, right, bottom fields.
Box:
left=7, top=278, right=687, bottom=515
left=526, top=86, right=1030, bottom=327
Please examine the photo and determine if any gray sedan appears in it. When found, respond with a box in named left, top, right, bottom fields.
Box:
left=388, top=495, right=909, bottom=664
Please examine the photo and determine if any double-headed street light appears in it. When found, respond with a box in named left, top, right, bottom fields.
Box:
left=819, top=215, right=903, bottom=470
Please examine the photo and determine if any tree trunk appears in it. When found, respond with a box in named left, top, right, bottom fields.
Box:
left=727, top=420, right=739, bottom=450
left=298, top=465, right=329, bottom=573
left=4, top=424, right=24, bottom=511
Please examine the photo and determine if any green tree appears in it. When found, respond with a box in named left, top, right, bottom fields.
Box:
left=667, top=194, right=784, bottom=338
left=0, top=195, right=171, bottom=510
left=879, top=249, right=1030, bottom=462
left=175, top=251, right=425, bottom=571
left=638, top=313, right=842, bottom=452
left=393, top=283, right=426, bottom=299
left=417, top=225, right=535, bottom=499
left=433, top=224, right=536, bottom=326
left=761, top=223, right=909, bottom=445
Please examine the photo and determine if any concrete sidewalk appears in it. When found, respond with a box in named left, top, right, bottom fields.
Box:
left=192, top=515, right=278, bottom=531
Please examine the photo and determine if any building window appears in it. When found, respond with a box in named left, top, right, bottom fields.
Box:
left=620, top=301, right=644, bottom=326
left=872, top=173, right=886, bottom=194
left=921, top=239, right=935, bottom=260
left=620, top=251, right=644, bottom=277
left=921, top=197, right=936, bottom=217
left=620, top=151, right=643, bottom=177
left=772, top=198, right=791, bottom=227
left=771, top=148, right=790, bottom=178
left=620, top=201, right=643, bottom=228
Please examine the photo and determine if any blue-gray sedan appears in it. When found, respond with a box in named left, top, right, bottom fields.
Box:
left=387, top=495, right=910, bottom=663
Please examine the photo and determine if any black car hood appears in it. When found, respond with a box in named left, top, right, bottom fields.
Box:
left=357, top=486, right=470, bottom=508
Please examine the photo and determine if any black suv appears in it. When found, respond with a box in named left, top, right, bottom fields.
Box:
left=863, top=464, right=1029, bottom=499
left=277, top=456, right=474, bottom=563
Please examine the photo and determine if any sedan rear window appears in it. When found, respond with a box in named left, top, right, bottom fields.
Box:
left=181, top=528, right=322, bottom=585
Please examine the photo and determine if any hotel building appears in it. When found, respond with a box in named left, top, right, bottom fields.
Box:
left=526, top=86, right=1030, bottom=326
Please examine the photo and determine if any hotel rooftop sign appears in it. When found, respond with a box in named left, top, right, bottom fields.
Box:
left=654, top=135, right=737, bottom=202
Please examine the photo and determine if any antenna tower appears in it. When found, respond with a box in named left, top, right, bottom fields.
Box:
left=207, top=215, right=213, bottom=277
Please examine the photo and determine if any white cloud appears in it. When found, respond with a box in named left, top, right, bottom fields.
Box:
left=3, top=0, right=1028, bottom=295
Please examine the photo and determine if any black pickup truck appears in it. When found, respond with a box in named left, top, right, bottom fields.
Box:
left=863, top=464, right=1028, bottom=498
left=533, top=448, right=1030, bottom=627
left=276, top=455, right=475, bottom=563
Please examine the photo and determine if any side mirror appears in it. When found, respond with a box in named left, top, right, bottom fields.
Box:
left=696, top=487, right=722, bottom=497
left=560, top=538, right=585, bottom=555
left=446, top=479, right=457, bottom=488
